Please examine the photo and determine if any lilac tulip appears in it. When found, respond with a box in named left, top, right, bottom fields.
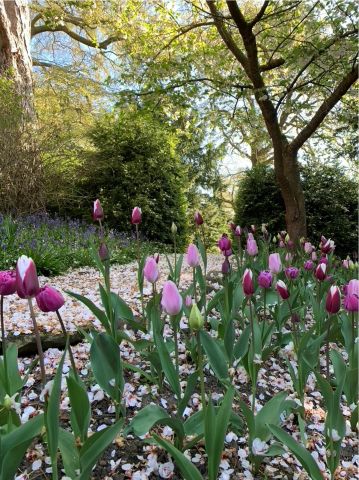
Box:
left=304, top=260, right=314, bottom=271
left=343, top=294, right=358, bottom=312
left=186, top=244, right=200, bottom=268
left=258, top=271, right=272, bottom=289
left=285, top=266, right=299, bottom=280
left=143, top=257, right=159, bottom=284
left=161, top=281, right=182, bottom=316
left=268, top=253, right=282, bottom=274
left=304, top=242, right=313, bottom=254
left=246, top=238, right=258, bottom=256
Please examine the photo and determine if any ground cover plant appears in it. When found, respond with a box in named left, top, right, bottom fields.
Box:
left=0, top=200, right=358, bottom=480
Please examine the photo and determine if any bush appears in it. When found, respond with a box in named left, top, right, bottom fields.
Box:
left=73, top=108, right=189, bottom=247
left=235, top=163, right=358, bottom=256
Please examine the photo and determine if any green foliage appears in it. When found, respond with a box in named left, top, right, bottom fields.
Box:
left=235, top=163, right=358, bottom=256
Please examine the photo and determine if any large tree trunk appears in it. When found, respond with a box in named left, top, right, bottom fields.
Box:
left=0, top=0, right=34, bottom=116
left=274, top=143, right=307, bottom=241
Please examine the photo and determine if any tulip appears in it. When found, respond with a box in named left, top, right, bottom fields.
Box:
left=248, top=232, right=254, bottom=240
left=279, top=240, right=285, bottom=248
left=0, top=271, right=16, bottom=296
left=234, top=226, right=242, bottom=237
left=36, top=286, right=65, bottom=313
left=92, top=199, right=104, bottom=221
left=287, top=240, right=294, bottom=250
left=258, top=271, right=272, bottom=289
left=185, top=295, right=193, bottom=308
left=143, top=257, right=159, bottom=284
left=131, top=207, right=142, bottom=225
left=16, top=256, right=40, bottom=299
left=218, top=234, right=231, bottom=252
left=246, top=238, right=258, bottom=256
left=154, top=253, right=160, bottom=264
left=189, top=304, right=204, bottom=331
left=347, top=279, right=359, bottom=297
left=319, top=256, right=328, bottom=265
left=251, top=225, right=256, bottom=233
left=221, top=258, right=230, bottom=275
left=304, top=260, right=314, bottom=271
left=342, top=257, right=353, bottom=269
left=304, top=242, right=313, bottom=254
left=325, top=286, right=340, bottom=315
left=285, top=266, right=299, bottom=280
left=343, top=294, right=359, bottom=312
left=186, top=244, right=200, bottom=268
left=285, top=252, right=293, bottom=263
left=98, top=242, right=109, bottom=262
left=194, top=212, right=203, bottom=226
left=276, top=280, right=290, bottom=300
left=314, top=263, right=327, bottom=282
left=321, top=238, right=335, bottom=254
left=268, top=253, right=282, bottom=274
left=272, top=236, right=277, bottom=244
left=242, top=268, right=254, bottom=296
left=312, top=251, right=317, bottom=261
left=161, top=281, right=182, bottom=316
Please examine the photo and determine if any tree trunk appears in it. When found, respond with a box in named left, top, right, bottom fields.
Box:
left=274, top=143, right=307, bottom=241
left=0, top=0, right=34, bottom=117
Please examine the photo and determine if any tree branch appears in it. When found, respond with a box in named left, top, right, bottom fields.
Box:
left=249, top=1, right=269, bottom=26
left=290, top=65, right=358, bottom=151
left=226, top=0, right=248, bottom=30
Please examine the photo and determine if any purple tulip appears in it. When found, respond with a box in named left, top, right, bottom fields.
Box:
left=246, top=238, right=258, bottom=256
left=218, top=234, right=231, bottom=252
left=143, top=257, right=159, bottom=284
left=186, top=244, right=200, bottom=268
left=234, top=226, right=242, bottom=237
left=304, top=242, right=313, bottom=254
left=131, top=207, right=142, bottom=225
left=319, top=256, right=328, bottom=265
left=312, top=251, right=318, bottom=261
left=242, top=269, right=254, bottom=297
left=194, top=212, right=204, bottom=226
left=221, top=258, right=231, bottom=275
left=161, top=281, right=182, bottom=316
left=36, top=285, right=65, bottom=313
left=92, top=199, right=104, bottom=221
left=326, top=286, right=340, bottom=314
left=285, top=266, right=299, bottom=280
left=258, top=271, right=272, bottom=289
left=276, top=280, right=290, bottom=300
left=0, top=271, right=16, bottom=296
left=98, top=242, right=109, bottom=261
left=343, top=294, right=358, bottom=312
left=347, top=279, right=359, bottom=297
left=268, top=253, right=282, bottom=274
left=16, top=256, right=40, bottom=299
left=304, top=260, right=314, bottom=271
left=228, top=222, right=236, bottom=232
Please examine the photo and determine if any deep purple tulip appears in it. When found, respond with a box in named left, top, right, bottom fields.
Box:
left=242, top=269, right=254, bottom=297
left=186, top=244, right=200, bottom=268
left=228, top=222, right=236, bottom=232
left=36, top=285, right=65, bottom=313
left=276, top=280, right=290, bottom=300
left=258, top=271, right=272, bottom=289
left=285, top=266, right=299, bottom=280
left=304, top=260, right=314, bottom=271
left=218, top=234, right=231, bottom=252
left=325, top=286, right=340, bottom=314
left=143, top=257, right=159, bottom=284
left=222, top=258, right=231, bottom=275
left=319, top=256, right=328, bottom=265
left=16, top=256, right=40, bottom=299
left=92, top=199, right=104, bottom=221
left=131, top=207, right=142, bottom=225
left=194, top=212, right=204, bottom=226
left=0, top=271, right=16, bottom=296
left=161, top=281, right=182, bottom=316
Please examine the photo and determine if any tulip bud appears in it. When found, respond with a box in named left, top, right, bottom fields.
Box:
left=186, top=243, right=200, bottom=268
left=98, top=242, right=109, bottom=262
left=16, top=256, right=40, bottom=299
left=258, top=271, right=272, bottom=289
left=92, top=199, right=104, bottom=221
left=272, top=236, right=277, bottom=244
left=161, top=281, right=182, bottom=316
left=189, top=304, right=204, bottom=331
left=143, top=257, right=159, bottom=284
left=325, top=286, right=341, bottom=315
left=314, top=263, right=327, bottom=282
left=234, top=226, right=242, bottom=237
left=304, top=260, right=314, bottom=271
left=319, top=256, right=328, bottom=265
left=279, top=240, right=285, bottom=248
left=246, top=238, right=258, bottom=256
left=0, top=270, right=16, bottom=296
left=285, top=253, right=293, bottom=263
left=171, top=222, right=177, bottom=235
left=221, top=258, right=231, bottom=275
left=268, top=253, right=282, bottom=274
left=342, top=257, right=353, bottom=269
left=285, top=234, right=290, bottom=243
left=304, top=242, right=313, bottom=254
left=194, top=212, right=204, bottom=226
left=35, top=285, right=65, bottom=312
left=242, top=268, right=254, bottom=296
left=299, top=237, right=305, bottom=246
left=276, top=280, right=290, bottom=300
left=261, top=223, right=268, bottom=234
left=131, top=207, right=142, bottom=225
left=185, top=295, right=193, bottom=308
left=321, top=238, right=335, bottom=254
left=285, top=266, right=299, bottom=280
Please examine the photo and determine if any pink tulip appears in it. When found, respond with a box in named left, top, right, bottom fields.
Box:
left=285, top=266, right=299, bottom=280
left=0, top=270, right=16, bottom=296
left=343, top=294, right=359, bottom=312
left=194, top=212, right=204, bottom=226
left=16, top=256, right=40, bottom=299
left=92, top=199, right=104, bottom=221
left=304, top=260, right=314, bottom=271
left=342, top=258, right=353, bottom=269
left=218, top=234, right=232, bottom=256
left=347, top=279, right=359, bottom=297
left=258, top=271, right=272, bottom=289
left=285, top=252, right=293, bottom=263
left=242, top=268, right=254, bottom=296
left=161, top=281, right=182, bottom=316
left=276, top=280, right=290, bottom=300
left=304, top=242, right=313, bottom=254
left=131, top=207, right=142, bottom=225
left=36, top=286, right=65, bottom=313
left=143, top=257, right=159, bottom=284
left=269, top=253, right=282, bottom=274
left=325, top=286, right=341, bottom=314
left=314, top=263, right=327, bottom=282
left=186, top=244, right=200, bottom=268
left=248, top=232, right=254, bottom=240
left=279, top=240, right=285, bottom=248
left=246, top=238, right=258, bottom=256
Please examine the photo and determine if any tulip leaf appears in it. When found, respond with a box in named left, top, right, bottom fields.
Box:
left=67, top=375, right=91, bottom=443
left=199, top=331, right=229, bottom=381
left=125, top=404, right=170, bottom=437
left=233, top=325, right=251, bottom=360
left=58, top=428, right=80, bottom=479
left=178, top=370, right=198, bottom=417
left=254, top=391, right=289, bottom=441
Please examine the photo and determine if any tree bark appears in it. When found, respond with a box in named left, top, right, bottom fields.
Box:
left=0, top=0, right=34, bottom=117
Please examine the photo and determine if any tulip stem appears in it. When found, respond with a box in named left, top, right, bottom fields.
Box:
left=249, top=299, right=256, bottom=413
left=55, top=310, right=78, bottom=378
left=196, top=331, right=206, bottom=410
left=326, top=315, right=332, bottom=379
left=352, top=311, right=356, bottom=357
left=28, top=298, right=46, bottom=386
left=193, top=268, right=197, bottom=303
left=172, top=316, right=180, bottom=382
left=0, top=295, right=9, bottom=392
left=135, top=224, right=145, bottom=321
left=173, top=234, right=177, bottom=285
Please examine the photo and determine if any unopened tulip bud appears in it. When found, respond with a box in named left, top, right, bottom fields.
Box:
left=246, top=238, right=258, bottom=256
left=325, top=286, right=341, bottom=314
left=171, top=222, right=177, bottom=235
left=312, top=251, right=317, bottom=261
left=161, top=281, right=182, bottom=316
left=194, top=212, right=204, bottom=226
left=143, top=257, right=159, bottom=284
left=0, top=270, right=16, bottom=296
left=92, top=199, right=104, bottom=221
left=269, top=253, right=282, bottom=274
left=276, top=280, right=290, bottom=300
left=98, top=242, right=109, bottom=261
left=222, top=258, right=231, bottom=275
left=16, top=256, right=40, bottom=299
left=287, top=240, right=294, bottom=250
left=279, top=240, right=285, bottom=248
left=189, top=304, right=204, bottom=331
left=285, top=253, right=293, bottom=263
left=131, top=207, right=142, bottom=225
left=304, top=260, right=314, bottom=271
left=314, top=263, right=327, bottom=282
left=285, top=266, right=299, bottom=280
left=319, top=256, right=328, bottom=265
left=186, top=243, right=200, bottom=268
left=36, top=285, right=65, bottom=312
left=242, top=268, right=254, bottom=296
left=272, top=236, right=277, bottom=244
left=258, top=271, right=272, bottom=289
left=285, top=234, right=290, bottom=243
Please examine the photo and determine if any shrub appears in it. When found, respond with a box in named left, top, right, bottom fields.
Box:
left=235, top=163, right=358, bottom=256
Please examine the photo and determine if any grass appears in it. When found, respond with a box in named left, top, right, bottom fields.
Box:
left=0, top=214, right=171, bottom=276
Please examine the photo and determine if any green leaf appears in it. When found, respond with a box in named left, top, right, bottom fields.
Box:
left=67, top=375, right=91, bottom=443
left=67, top=291, right=110, bottom=333
left=126, top=404, right=170, bottom=437
left=199, top=331, right=229, bottom=381
left=255, top=391, right=288, bottom=441
left=153, top=434, right=203, bottom=480
left=178, top=370, right=198, bottom=417
left=268, top=424, right=323, bottom=480
left=110, top=292, right=134, bottom=324
left=58, top=428, right=80, bottom=479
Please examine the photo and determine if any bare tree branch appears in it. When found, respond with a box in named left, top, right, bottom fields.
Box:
left=249, top=1, right=270, bottom=27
